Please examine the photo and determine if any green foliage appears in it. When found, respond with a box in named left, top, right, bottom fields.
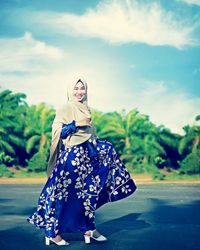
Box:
left=27, top=150, right=48, bottom=172
left=0, top=164, right=14, bottom=177
left=24, top=102, right=55, bottom=155
left=0, top=151, right=15, bottom=165
left=179, top=117, right=200, bottom=156
left=152, top=168, right=166, bottom=180
left=0, top=88, right=199, bottom=178
left=179, top=150, right=200, bottom=174
left=94, top=108, right=171, bottom=173
left=0, top=89, right=27, bottom=165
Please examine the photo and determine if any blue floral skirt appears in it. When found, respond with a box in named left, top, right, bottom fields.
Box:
left=27, top=139, right=137, bottom=237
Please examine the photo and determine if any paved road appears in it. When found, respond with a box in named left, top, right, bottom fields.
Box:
left=0, top=184, right=200, bottom=250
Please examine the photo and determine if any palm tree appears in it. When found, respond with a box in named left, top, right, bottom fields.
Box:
left=94, top=109, right=139, bottom=154
left=128, top=118, right=169, bottom=172
left=156, top=126, right=181, bottom=169
left=93, top=108, right=168, bottom=172
left=91, top=109, right=104, bottom=135
left=24, top=103, right=55, bottom=155
left=0, top=89, right=27, bottom=165
left=177, top=116, right=200, bottom=174
left=178, top=115, right=200, bottom=157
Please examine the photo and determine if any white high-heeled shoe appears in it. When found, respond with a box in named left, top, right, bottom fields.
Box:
left=45, top=236, right=70, bottom=246
left=84, top=229, right=107, bottom=244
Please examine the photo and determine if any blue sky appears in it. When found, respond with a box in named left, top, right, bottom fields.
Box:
left=0, top=0, right=200, bottom=134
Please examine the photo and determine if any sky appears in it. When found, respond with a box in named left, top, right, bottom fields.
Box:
left=0, top=0, right=200, bottom=134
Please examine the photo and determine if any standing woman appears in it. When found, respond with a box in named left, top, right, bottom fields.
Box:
left=27, top=78, right=137, bottom=246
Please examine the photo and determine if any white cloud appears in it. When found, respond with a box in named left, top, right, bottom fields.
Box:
left=0, top=33, right=198, bottom=135
left=82, top=79, right=200, bottom=134
left=0, top=32, right=65, bottom=73
left=132, top=80, right=200, bottom=134
left=92, top=79, right=200, bottom=134
left=178, top=0, right=200, bottom=6
left=1, top=68, right=199, bottom=134
left=0, top=32, right=119, bottom=110
left=32, top=0, right=198, bottom=48
left=0, top=54, right=117, bottom=111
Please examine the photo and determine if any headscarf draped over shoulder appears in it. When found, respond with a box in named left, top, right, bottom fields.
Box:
left=47, top=78, right=97, bottom=177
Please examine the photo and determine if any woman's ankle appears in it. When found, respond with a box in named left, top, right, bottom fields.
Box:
left=52, top=235, right=62, bottom=242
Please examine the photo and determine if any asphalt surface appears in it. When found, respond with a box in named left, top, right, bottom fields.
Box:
left=0, top=184, right=200, bottom=250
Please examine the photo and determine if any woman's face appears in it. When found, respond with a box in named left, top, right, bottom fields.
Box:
left=73, top=81, right=86, bottom=102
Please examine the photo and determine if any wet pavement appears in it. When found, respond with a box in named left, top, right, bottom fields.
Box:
left=0, top=184, right=200, bottom=250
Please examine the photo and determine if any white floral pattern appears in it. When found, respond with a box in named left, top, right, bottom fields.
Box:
left=27, top=139, right=137, bottom=237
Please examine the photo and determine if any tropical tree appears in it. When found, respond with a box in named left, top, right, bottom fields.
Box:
left=127, top=114, right=167, bottom=173
left=156, top=126, right=181, bottom=169
left=1, top=87, right=198, bottom=176
left=0, top=89, right=27, bottom=165
left=24, top=103, right=55, bottom=155
left=93, top=108, right=168, bottom=173
left=94, top=109, right=139, bottom=154
left=178, top=115, right=200, bottom=174
left=91, top=109, right=104, bottom=135
left=178, top=115, right=200, bottom=156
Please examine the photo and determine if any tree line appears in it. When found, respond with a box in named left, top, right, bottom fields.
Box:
left=0, top=89, right=199, bottom=177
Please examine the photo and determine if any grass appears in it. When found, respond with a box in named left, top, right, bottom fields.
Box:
left=164, top=172, right=200, bottom=181
left=157, top=168, right=200, bottom=180
left=130, top=169, right=200, bottom=184
left=13, top=170, right=47, bottom=178
left=0, top=166, right=200, bottom=184
left=0, top=166, right=47, bottom=178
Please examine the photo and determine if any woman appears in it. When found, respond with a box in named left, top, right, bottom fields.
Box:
left=27, top=78, right=137, bottom=246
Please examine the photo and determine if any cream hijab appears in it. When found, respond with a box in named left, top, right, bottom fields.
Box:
left=47, top=78, right=97, bottom=177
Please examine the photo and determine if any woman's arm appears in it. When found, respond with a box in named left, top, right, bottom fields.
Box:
left=60, top=120, right=77, bottom=139
left=60, top=118, right=92, bottom=139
